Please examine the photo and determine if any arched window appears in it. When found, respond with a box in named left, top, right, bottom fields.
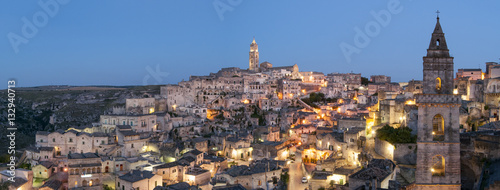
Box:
left=435, top=77, right=442, bottom=91
left=436, top=39, right=440, bottom=47
left=431, top=155, right=445, bottom=176
left=432, top=114, right=445, bottom=141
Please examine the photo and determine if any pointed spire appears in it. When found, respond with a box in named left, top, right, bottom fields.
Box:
left=433, top=15, right=443, bottom=34
left=426, top=14, right=450, bottom=57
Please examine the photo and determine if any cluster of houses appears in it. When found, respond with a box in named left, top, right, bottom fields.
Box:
left=3, top=35, right=500, bottom=190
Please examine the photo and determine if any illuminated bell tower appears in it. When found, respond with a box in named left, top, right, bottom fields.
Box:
left=249, top=37, right=259, bottom=71
left=414, top=15, right=461, bottom=190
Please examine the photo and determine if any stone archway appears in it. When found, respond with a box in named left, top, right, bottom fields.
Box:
left=461, top=155, right=483, bottom=190
left=461, top=162, right=475, bottom=190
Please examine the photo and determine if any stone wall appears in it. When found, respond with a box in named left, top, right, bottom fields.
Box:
left=375, top=138, right=416, bottom=165
left=394, top=143, right=417, bottom=165
left=375, top=138, right=393, bottom=160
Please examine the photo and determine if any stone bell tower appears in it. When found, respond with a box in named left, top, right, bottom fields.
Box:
left=414, top=15, right=461, bottom=189
left=249, top=37, right=259, bottom=71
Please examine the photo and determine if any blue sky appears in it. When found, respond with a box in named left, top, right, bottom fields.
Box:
left=1, top=0, right=499, bottom=87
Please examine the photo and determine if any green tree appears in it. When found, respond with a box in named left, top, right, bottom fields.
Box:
left=281, top=172, right=290, bottom=184
left=376, top=125, right=416, bottom=144
left=361, top=77, right=371, bottom=85
left=0, top=182, right=10, bottom=190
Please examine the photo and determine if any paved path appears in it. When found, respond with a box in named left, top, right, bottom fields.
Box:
left=288, top=158, right=309, bottom=190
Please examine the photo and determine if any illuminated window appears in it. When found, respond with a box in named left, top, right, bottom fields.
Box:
left=435, top=77, right=442, bottom=91
left=432, top=114, right=445, bottom=141
left=431, top=155, right=445, bottom=176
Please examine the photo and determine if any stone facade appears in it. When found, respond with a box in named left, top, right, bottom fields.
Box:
left=249, top=38, right=259, bottom=71
left=414, top=17, right=461, bottom=190
left=67, top=153, right=102, bottom=189
left=116, top=170, right=162, bottom=190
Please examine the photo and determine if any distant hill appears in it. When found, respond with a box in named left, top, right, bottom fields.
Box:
left=0, top=85, right=162, bottom=160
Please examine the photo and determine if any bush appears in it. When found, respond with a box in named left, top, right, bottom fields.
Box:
left=361, top=77, right=371, bottom=85
left=376, top=125, right=416, bottom=144
left=281, top=172, right=290, bottom=184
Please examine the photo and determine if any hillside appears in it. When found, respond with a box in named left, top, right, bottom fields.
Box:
left=0, top=85, right=162, bottom=159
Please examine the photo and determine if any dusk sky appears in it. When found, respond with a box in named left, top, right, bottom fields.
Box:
left=1, top=1, right=499, bottom=87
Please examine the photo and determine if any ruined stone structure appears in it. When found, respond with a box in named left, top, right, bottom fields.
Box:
left=414, top=17, right=461, bottom=189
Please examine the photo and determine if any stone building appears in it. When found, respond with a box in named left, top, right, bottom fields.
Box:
left=249, top=38, right=259, bottom=71
left=35, top=130, right=111, bottom=156
left=115, top=129, right=150, bottom=158
left=100, top=114, right=158, bottom=133
left=456, top=69, right=482, bottom=80
left=183, top=167, right=211, bottom=186
left=405, top=80, right=423, bottom=94
left=116, top=170, right=162, bottom=190
left=223, top=136, right=253, bottom=161
left=485, top=62, right=499, bottom=79
left=348, top=159, right=396, bottom=190
left=414, top=17, right=461, bottom=189
left=215, top=159, right=282, bottom=190
left=125, top=98, right=156, bottom=115
left=300, top=71, right=326, bottom=84
left=371, top=75, right=391, bottom=83
left=67, top=153, right=102, bottom=189
left=154, top=161, right=187, bottom=186
left=277, top=78, right=301, bottom=100
left=327, top=72, right=362, bottom=91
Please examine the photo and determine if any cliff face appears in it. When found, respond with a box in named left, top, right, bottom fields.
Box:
left=0, top=85, right=161, bottom=159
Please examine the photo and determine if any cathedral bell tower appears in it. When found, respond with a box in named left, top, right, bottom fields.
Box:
left=249, top=37, right=259, bottom=71
left=414, top=15, right=461, bottom=189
